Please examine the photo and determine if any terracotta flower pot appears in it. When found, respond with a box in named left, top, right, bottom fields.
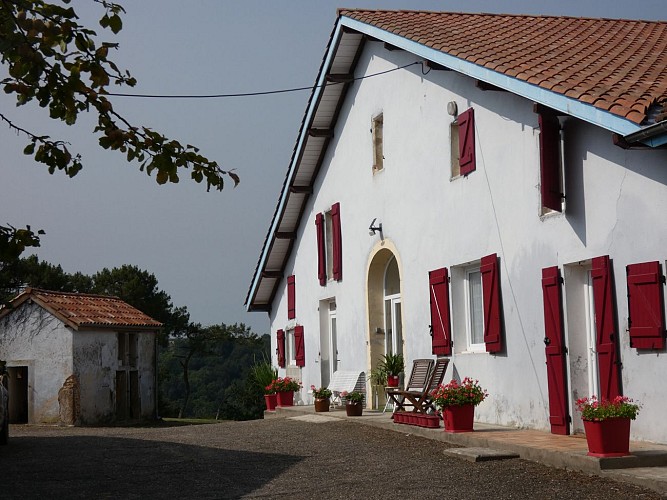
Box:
left=314, top=397, right=330, bottom=412
left=443, top=404, right=475, bottom=433
left=345, top=401, right=363, bottom=416
left=387, top=375, right=400, bottom=387
left=264, top=394, right=277, bottom=411
left=277, top=390, right=294, bottom=407
left=583, top=418, right=631, bottom=457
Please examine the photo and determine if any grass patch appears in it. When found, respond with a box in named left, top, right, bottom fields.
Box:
left=161, top=417, right=222, bottom=426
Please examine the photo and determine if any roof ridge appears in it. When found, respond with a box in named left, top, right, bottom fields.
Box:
left=27, top=287, right=122, bottom=301
left=337, top=9, right=666, bottom=24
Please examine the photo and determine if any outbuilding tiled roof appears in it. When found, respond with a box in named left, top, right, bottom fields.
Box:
left=0, top=288, right=162, bottom=331
left=340, top=10, right=667, bottom=125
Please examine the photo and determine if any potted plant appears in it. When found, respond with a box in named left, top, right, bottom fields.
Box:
left=273, top=377, right=302, bottom=407
left=341, top=390, right=365, bottom=416
left=575, top=395, right=640, bottom=457
left=379, top=353, right=404, bottom=387
left=430, top=377, right=487, bottom=433
left=368, top=366, right=388, bottom=409
left=311, top=385, right=332, bottom=412
left=263, top=380, right=278, bottom=411
left=251, top=358, right=278, bottom=412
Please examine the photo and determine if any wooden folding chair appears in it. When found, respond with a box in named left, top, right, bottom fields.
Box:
left=390, top=358, right=450, bottom=414
left=386, top=358, right=434, bottom=414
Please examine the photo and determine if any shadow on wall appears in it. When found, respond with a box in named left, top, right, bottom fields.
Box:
left=1, top=434, right=303, bottom=498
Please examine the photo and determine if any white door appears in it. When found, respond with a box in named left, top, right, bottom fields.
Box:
left=320, top=300, right=337, bottom=387
left=383, top=257, right=402, bottom=355
left=563, top=264, right=600, bottom=433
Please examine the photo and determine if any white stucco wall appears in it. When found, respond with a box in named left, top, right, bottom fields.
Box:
left=73, top=330, right=156, bottom=423
left=0, top=302, right=73, bottom=423
left=266, top=42, right=667, bottom=443
left=0, top=303, right=157, bottom=424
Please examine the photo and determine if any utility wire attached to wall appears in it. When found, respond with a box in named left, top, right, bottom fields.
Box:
left=106, top=61, right=423, bottom=99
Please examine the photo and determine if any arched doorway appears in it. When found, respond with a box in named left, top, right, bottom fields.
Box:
left=366, top=244, right=403, bottom=408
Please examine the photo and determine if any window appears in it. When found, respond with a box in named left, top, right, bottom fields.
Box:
left=465, top=267, right=485, bottom=351
left=538, top=112, right=565, bottom=214
left=452, top=254, right=503, bottom=354
left=277, top=329, right=286, bottom=368
left=287, top=275, right=296, bottom=319
left=117, top=332, right=137, bottom=367
left=284, top=326, right=305, bottom=367
left=286, top=328, right=296, bottom=366
left=450, top=121, right=460, bottom=179
left=372, top=113, right=383, bottom=172
left=325, top=211, right=334, bottom=279
left=315, top=203, right=342, bottom=284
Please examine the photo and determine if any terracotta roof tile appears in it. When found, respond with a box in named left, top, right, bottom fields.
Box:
left=1, top=288, right=162, bottom=330
left=339, top=10, right=667, bottom=124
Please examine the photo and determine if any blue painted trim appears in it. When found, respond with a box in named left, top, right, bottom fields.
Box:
left=247, top=21, right=346, bottom=309
left=644, top=134, right=667, bottom=147
left=341, top=17, right=642, bottom=136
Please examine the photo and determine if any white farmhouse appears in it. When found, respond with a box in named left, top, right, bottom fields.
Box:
left=0, top=288, right=161, bottom=425
left=246, top=11, right=667, bottom=443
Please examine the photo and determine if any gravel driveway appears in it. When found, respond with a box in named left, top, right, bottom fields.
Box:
left=0, top=416, right=660, bottom=499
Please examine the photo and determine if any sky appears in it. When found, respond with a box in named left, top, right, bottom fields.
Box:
left=0, top=1, right=663, bottom=335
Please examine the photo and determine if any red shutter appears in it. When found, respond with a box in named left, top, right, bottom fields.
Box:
left=294, top=325, right=305, bottom=367
left=429, top=268, right=452, bottom=356
left=277, top=329, right=286, bottom=368
left=541, top=266, right=570, bottom=435
left=315, top=213, right=326, bottom=286
left=287, top=275, right=296, bottom=320
left=591, top=255, right=621, bottom=400
left=481, top=253, right=502, bottom=353
left=626, top=261, right=666, bottom=350
left=458, top=108, right=476, bottom=176
left=539, top=113, right=562, bottom=212
left=331, top=202, right=342, bottom=281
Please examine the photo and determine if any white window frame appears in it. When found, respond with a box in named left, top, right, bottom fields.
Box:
left=464, top=266, right=485, bottom=352
left=286, top=328, right=297, bottom=367
left=540, top=116, right=567, bottom=216
left=450, top=119, right=460, bottom=180
left=324, top=209, right=334, bottom=280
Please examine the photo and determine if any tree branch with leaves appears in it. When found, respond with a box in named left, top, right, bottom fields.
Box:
left=0, top=0, right=238, bottom=256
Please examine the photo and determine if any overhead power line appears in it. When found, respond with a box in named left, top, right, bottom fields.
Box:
left=106, top=61, right=422, bottom=99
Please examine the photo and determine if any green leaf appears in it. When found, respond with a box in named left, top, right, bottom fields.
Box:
left=23, top=143, right=35, bottom=155
left=156, top=169, right=168, bottom=185
left=108, top=15, right=123, bottom=34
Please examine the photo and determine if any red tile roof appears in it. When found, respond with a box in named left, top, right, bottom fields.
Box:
left=0, top=288, right=162, bottom=331
left=339, top=10, right=667, bottom=124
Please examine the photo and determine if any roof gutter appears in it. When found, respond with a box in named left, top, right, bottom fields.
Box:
left=621, top=120, right=667, bottom=148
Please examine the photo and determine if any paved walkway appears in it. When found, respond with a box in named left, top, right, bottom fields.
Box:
left=266, top=405, right=667, bottom=496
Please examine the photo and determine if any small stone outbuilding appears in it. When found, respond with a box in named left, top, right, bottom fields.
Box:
left=0, top=288, right=161, bottom=425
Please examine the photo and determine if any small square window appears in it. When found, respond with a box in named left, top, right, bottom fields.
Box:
left=372, top=113, right=384, bottom=172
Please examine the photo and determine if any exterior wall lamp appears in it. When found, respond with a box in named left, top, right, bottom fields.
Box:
left=369, top=218, right=383, bottom=240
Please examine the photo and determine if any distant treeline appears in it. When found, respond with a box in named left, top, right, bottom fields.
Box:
left=0, top=256, right=269, bottom=420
